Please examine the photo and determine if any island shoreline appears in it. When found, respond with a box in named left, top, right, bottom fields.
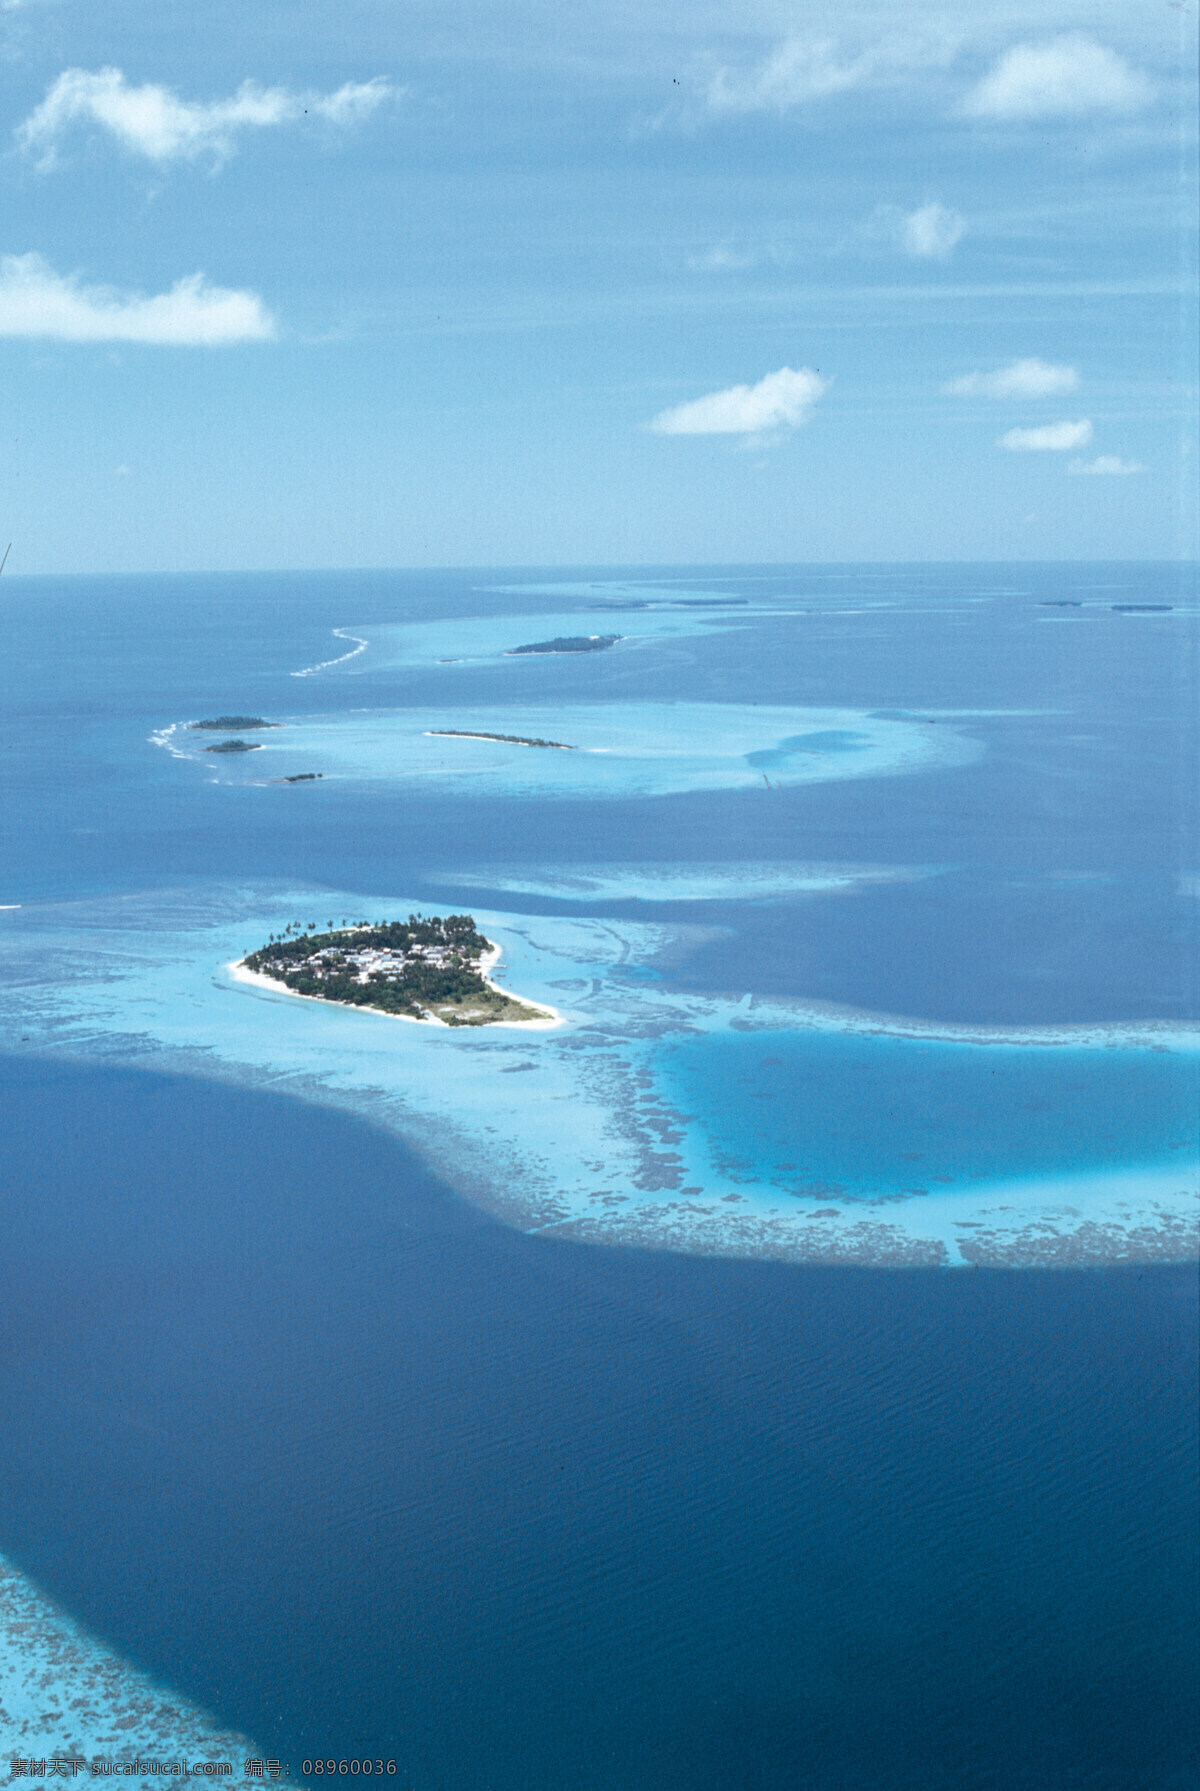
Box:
left=225, top=940, right=563, bottom=1030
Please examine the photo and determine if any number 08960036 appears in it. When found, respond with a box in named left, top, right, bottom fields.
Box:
left=301, top=1764, right=397, bottom=1777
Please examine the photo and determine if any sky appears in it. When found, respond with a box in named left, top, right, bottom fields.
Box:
left=1, top=0, right=1196, bottom=572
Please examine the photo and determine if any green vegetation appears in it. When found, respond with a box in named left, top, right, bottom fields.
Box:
left=505, top=634, right=621, bottom=655
left=192, top=716, right=279, bottom=730
left=243, top=913, right=550, bottom=1026
left=205, top=739, right=263, bottom=753
left=427, top=729, right=575, bottom=749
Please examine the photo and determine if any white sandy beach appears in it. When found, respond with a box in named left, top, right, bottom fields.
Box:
left=226, top=938, right=563, bottom=1030
left=425, top=730, right=576, bottom=750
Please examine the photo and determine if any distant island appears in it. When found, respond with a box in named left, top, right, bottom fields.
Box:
left=237, top=915, right=553, bottom=1026
left=192, top=716, right=280, bottom=730
left=280, top=772, right=322, bottom=783
left=505, top=635, right=621, bottom=655
left=426, top=729, right=576, bottom=749
left=205, top=739, right=263, bottom=754
left=1112, top=604, right=1172, bottom=613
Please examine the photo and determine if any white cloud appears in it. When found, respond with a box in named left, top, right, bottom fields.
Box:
left=650, top=366, right=828, bottom=436
left=312, top=82, right=396, bottom=127
left=999, top=419, right=1093, bottom=451
left=686, top=244, right=760, bottom=272
left=16, top=68, right=395, bottom=167
left=961, top=35, right=1152, bottom=121
left=704, top=39, right=873, bottom=113
left=1068, top=454, right=1144, bottom=475
left=900, top=202, right=965, bottom=258
left=946, top=357, right=1080, bottom=398
left=0, top=253, right=275, bottom=343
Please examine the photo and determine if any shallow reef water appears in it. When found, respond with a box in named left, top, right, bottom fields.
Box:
left=159, top=700, right=979, bottom=801
left=3, top=884, right=1196, bottom=1268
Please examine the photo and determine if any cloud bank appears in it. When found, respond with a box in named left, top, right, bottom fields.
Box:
left=998, top=419, right=1093, bottom=451
left=946, top=358, right=1079, bottom=398
left=17, top=67, right=395, bottom=166
left=0, top=253, right=275, bottom=343
left=962, top=36, right=1152, bottom=120
left=650, top=366, right=828, bottom=435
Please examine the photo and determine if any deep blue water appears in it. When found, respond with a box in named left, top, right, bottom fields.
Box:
left=0, top=563, right=1197, bottom=1783
left=1, top=1057, right=1196, bottom=1789
left=745, top=728, right=869, bottom=768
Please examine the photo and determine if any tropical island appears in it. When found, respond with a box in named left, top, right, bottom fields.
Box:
left=192, top=716, right=280, bottom=730
left=236, top=914, right=555, bottom=1026
left=205, top=739, right=263, bottom=753
left=426, top=729, right=576, bottom=749
left=504, top=634, right=621, bottom=655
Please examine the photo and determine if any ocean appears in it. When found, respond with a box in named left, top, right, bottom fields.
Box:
left=0, top=563, right=1196, bottom=1784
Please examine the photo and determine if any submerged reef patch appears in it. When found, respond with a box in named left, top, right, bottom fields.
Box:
left=0, top=1553, right=265, bottom=1777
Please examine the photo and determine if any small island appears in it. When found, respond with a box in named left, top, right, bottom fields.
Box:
left=205, top=738, right=263, bottom=753
left=192, top=716, right=280, bottom=730
left=505, top=635, right=621, bottom=655
left=236, top=914, right=554, bottom=1026
left=426, top=729, right=576, bottom=750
